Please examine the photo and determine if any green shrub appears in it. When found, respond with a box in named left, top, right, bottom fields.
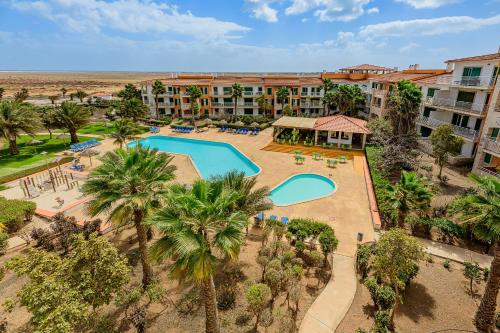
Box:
left=374, top=310, right=391, bottom=333
left=356, top=243, right=376, bottom=278
left=0, top=232, right=8, bottom=255
left=364, top=277, right=396, bottom=310
left=399, top=261, right=419, bottom=286
left=0, top=197, right=36, bottom=233
left=443, top=260, right=451, bottom=270
left=0, top=156, right=73, bottom=184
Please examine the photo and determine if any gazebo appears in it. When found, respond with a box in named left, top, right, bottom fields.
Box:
left=272, top=115, right=370, bottom=149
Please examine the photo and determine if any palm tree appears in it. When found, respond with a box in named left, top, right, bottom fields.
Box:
left=211, top=171, right=273, bottom=232
left=276, top=87, right=289, bottom=107
left=75, top=90, right=88, bottom=103
left=119, top=97, right=149, bottom=121
left=450, top=175, right=500, bottom=333
left=186, top=85, right=202, bottom=125
left=320, top=78, right=335, bottom=115
left=83, top=147, right=176, bottom=289
left=256, top=94, right=271, bottom=118
left=322, top=90, right=336, bottom=115
left=152, top=80, right=166, bottom=119
left=149, top=179, right=248, bottom=333
left=231, top=83, right=243, bottom=119
left=14, top=88, right=29, bottom=103
left=109, top=118, right=142, bottom=148
left=0, top=87, right=4, bottom=101
left=35, top=105, right=57, bottom=139
left=0, top=101, right=41, bottom=155
left=60, top=87, right=67, bottom=98
left=48, top=95, right=59, bottom=105
left=387, top=80, right=422, bottom=136
left=386, top=171, right=432, bottom=228
left=345, top=85, right=365, bottom=116
left=52, top=101, right=91, bottom=143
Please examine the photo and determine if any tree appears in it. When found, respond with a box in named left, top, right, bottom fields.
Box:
left=386, top=171, right=432, bottom=228
left=5, top=234, right=129, bottom=333
left=60, top=87, right=67, bottom=98
left=322, top=90, right=336, bottom=115
left=69, top=93, right=75, bottom=101
left=372, top=228, right=424, bottom=327
left=151, top=80, right=166, bottom=119
left=0, top=87, right=4, bottom=100
left=245, top=282, right=271, bottom=332
left=367, top=117, right=392, bottom=145
left=52, top=101, right=91, bottom=143
left=14, top=88, right=29, bottom=103
left=119, top=97, right=148, bottom=121
left=330, top=85, right=365, bottom=116
left=387, top=80, right=422, bottom=136
left=75, top=90, right=88, bottom=103
left=109, top=118, right=142, bottom=148
left=319, top=229, right=339, bottom=266
left=186, top=85, right=202, bottom=125
left=83, top=147, right=176, bottom=289
left=464, top=261, right=482, bottom=296
left=449, top=174, right=500, bottom=333
left=118, top=83, right=142, bottom=101
left=48, top=95, right=59, bottom=105
left=0, top=101, right=41, bottom=155
left=256, top=94, right=271, bottom=117
left=231, top=83, right=243, bottom=118
left=149, top=178, right=248, bottom=333
left=276, top=87, right=289, bottom=107
left=429, top=124, right=464, bottom=180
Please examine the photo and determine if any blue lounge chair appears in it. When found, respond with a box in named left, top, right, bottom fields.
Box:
left=281, top=217, right=289, bottom=225
left=269, top=215, right=277, bottom=221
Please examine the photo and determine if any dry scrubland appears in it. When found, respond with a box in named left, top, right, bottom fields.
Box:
left=0, top=72, right=167, bottom=97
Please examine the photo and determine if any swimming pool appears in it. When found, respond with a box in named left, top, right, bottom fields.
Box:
left=128, top=136, right=261, bottom=179
left=269, top=173, right=336, bottom=206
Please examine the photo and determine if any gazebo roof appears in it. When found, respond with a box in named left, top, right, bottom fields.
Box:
left=272, top=115, right=370, bottom=134
left=272, top=116, right=317, bottom=129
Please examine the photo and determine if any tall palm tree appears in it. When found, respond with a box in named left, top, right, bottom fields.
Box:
left=35, top=105, right=57, bottom=139
left=149, top=179, right=248, bottom=333
left=75, top=90, right=88, bottom=103
left=320, top=78, right=335, bottom=116
left=387, top=80, right=422, bottom=136
left=52, top=101, right=91, bottom=143
left=0, top=87, right=5, bottom=101
left=152, top=80, right=166, bottom=120
left=256, top=94, right=271, bottom=118
left=322, top=90, right=336, bottom=115
left=386, top=171, right=432, bottom=228
left=276, top=87, right=289, bottom=107
left=450, top=174, right=500, bottom=333
left=83, top=147, right=176, bottom=289
left=331, top=85, right=364, bottom=115
left=346, top=85, right=365, bottom=116
left=60, top=87, right=67, bottom=98
left=48, top=95, right=59, bottom=105
left=119, top=97, right=148, bottom=121
left=0, top=101, right=41, bottom=155
left=186, top=85, right=202, bottom=125
left=231, top=83, right=243, bottom=119
left=109, top=118, right=142, bottom=148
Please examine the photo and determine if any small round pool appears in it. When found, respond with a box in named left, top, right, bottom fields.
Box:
left=269, top=173, right=336, bottom=206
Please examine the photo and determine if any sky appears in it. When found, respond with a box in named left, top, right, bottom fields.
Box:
left=0, top=0, right=499, bottom=72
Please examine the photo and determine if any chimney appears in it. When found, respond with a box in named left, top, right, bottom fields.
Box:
left=393, top=66, right=398, bottom=72
left=414, top=64, right=420, bottom=70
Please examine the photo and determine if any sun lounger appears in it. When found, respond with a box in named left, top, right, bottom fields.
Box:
left=269, top=215, right=278, bottom=221
left=281, top=217, right=289, bottom=225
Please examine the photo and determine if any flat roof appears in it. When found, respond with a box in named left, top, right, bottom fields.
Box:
left=272, top=116, right=317, bottom=129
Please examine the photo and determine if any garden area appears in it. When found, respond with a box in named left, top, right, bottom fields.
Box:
left=69, top=121, right=149, bottom=136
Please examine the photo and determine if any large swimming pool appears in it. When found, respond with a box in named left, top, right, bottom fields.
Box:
left=269, top=173, right=336, bottom=206
left=128, top=136, right=261, bottom=179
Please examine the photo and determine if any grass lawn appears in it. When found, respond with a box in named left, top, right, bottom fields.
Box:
left=73, top=122, right=149, bottom=136
left=0, top=134, right=97, bottom=177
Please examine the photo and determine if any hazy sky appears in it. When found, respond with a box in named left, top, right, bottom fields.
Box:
left=0, top=0, right=499, bottom=72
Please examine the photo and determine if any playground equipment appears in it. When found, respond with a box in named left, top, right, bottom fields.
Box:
left=19, top=166, right=81, bottom=198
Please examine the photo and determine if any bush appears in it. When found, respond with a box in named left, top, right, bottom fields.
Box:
left=443, top=260, right=451, bottom=270
left=399, top=261, right=419, bottom=286
left=374, top=310, right=391, bottom=333
left=356, top=243, right=376, bottom=278
left=0, top=197, right=36, bottom=233
left=0, top=232, right=8, bottom=255
left=364, top=277, right=396, bottom=310
left=217, top=286, right=236, bottom=310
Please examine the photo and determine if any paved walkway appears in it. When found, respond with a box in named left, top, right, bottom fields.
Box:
left=299, top=254, right=357, bottom=333
left=420, top=237, right=492, bottom=268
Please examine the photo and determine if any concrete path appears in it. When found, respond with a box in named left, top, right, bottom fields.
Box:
left=299, top=254, right=357, bottom=333
left=419, top=238, right=492, bottom=268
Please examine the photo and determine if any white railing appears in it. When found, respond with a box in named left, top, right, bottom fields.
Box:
left=212, top=102, right=235, bottom=107
left=372, top=89, right=386, bottom=97
left=424, top=97, right=487, bottom=115
left=484, top=138, right=500, bottom=155
left=156, top=102, right=171, bottom=107
left=438, top=75, right=496, bottom=88
left=416, top=115, right=479, bottom=140
left=181, top=104, right=191, bottom=110
left=301, top=102, right=322, bottom=108
left=479, top=167, right=500, bottom=178
left=302, top=91, right=322, bottom=97
left=243, top=91, right=262, bottom=96
left=238, top=102, right=259, bottom=107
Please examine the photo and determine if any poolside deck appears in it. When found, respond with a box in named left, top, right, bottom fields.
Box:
left=262, top=142, right=365, bottom=158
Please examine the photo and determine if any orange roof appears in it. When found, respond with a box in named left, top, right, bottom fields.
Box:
left=340, top=64, right=393, bottom=71
left=413, top=73, right=451, bottom=85
left=314, top=115, right=370, bottom=134
left=446, top=52, right=500, bottom=63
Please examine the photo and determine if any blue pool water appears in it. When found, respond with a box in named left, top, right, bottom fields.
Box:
left=128, top=136, right=260, bottom=178
left=269, top=173, right=336, bottom=206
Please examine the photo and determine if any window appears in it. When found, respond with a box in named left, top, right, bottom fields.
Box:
left=457, top=91, right=475, bottom=103
left=223, top=87, right=232, bottom=95
left=159, top=108, right=165, bottom=114
left=484, top=153, right=492, bottom=164
left=292, top=88, right=298, bottom=96
left=330, top=131, right=339, bottom=139
left=158, top=97, right=164, bottom=103
left=167, top=87, right=173, bottom=93
left=423, top=107, right=433, bottom=117
left=427, top=88, right=438, bottom=97
left=463, top=67, right=481, bottom=77
left=451, top=113, right=469, bottom=128
left=301, top=87, right=308, bottom=94
left=267, top=88, right=272, bottom=95
left=258, top=87, right=263, bottom=93
left=474, top=119, right=482, bottom=131
left=244, top=108, right=253, bottom=115
left=213, top=87, right=219, bottom=94
left=490, top=128, right=499, bottom=139
left=388, top=85, right=394, bottom=92
left=420, top=127, right=432, bottom=137
left=341, top=133, right=349, bottom=140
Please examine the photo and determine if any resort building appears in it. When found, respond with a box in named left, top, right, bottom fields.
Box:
left=140, top=69, right=380, bottom=119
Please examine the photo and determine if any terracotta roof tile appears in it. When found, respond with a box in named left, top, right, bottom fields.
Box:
left=340, top=64, right=393, bottom=71
left=313, top=115, right=370, bottom=134
left=445, top=52, right=500, bottom=63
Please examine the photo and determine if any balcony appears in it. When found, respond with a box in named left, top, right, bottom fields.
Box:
left=301, top=102, right=322, bottom=108
left=478, top=167, right=500, bottom=178
left=484, top=138, right=500, bottom=155
left=372, top=89, right=386, bottom=98
left=243, top=91, right=262, bottom=96
left=212, top=102, right=235, bottom=107
left=437, top=75, right=495, bottom=88
left=302, top=92, right=322, bottom=97
left=424, top=97, right=487, bottom=116
left=238, top=102, right=259, bottom=107
left=416, top=115, right=479, bottom=140
left=156, top=102, right=171, bottom=107
left=181, top=104, right=191, bottom=110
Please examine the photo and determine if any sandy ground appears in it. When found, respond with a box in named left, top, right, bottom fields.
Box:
left=336, top=256, right=500, bottom=333
left=0, top=71, right=167, bottom=97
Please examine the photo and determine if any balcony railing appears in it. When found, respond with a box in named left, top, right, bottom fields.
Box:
left=301, top=102, right=322, bottom=108
left=243, top=91, right=262, bottom=96
left=302, top=92, right=322, bottom=97
left=424, top=97, right=487, bottom=115
left=181, top=104, right=191, bottom=110
left=416, top=115, right=479, bottom=140
left=372, top=89, right=386, bottom=97
left=212, top=102, right=235, bottom=107
left=238, top=102, right=259, bottom=107
left=438, top=75, right=496, bottom=88
left=156, top=102, right=171, bottom=107
left=484, top=138, right=500, bottom=155
left=479, top=167, right=500, bottom=178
